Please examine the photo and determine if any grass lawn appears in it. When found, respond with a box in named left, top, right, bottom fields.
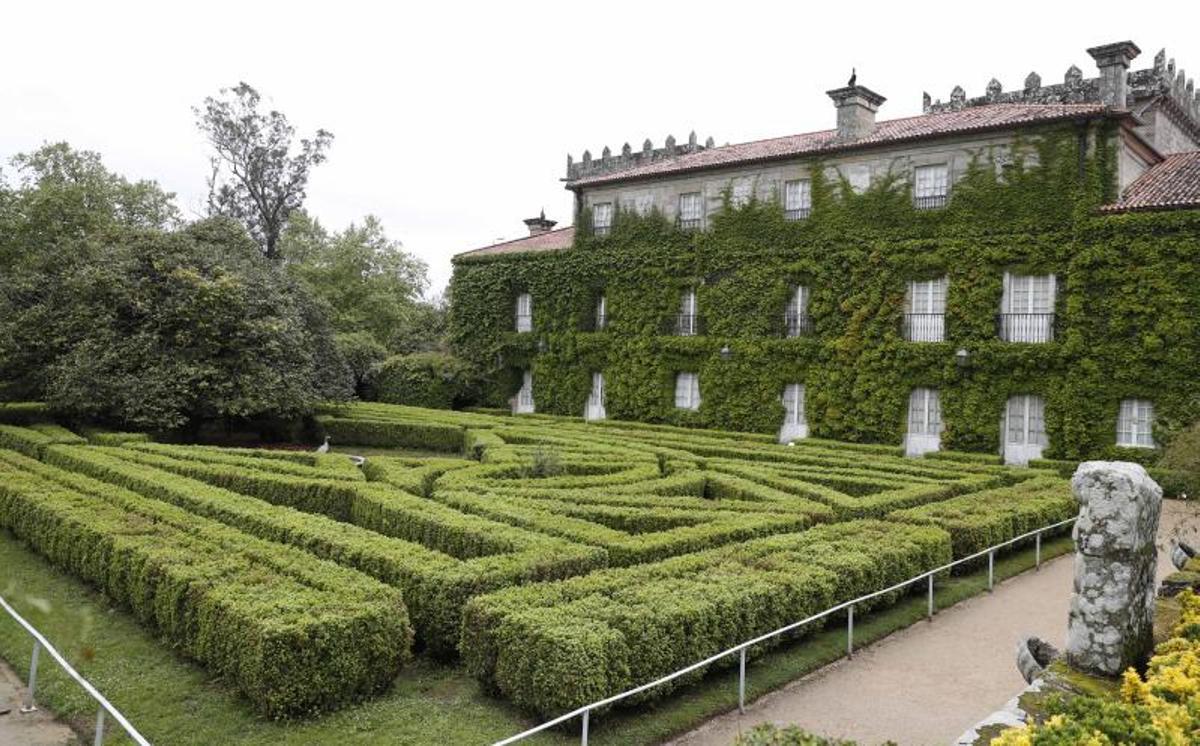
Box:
left=0, top=528, right=1073, bottom=746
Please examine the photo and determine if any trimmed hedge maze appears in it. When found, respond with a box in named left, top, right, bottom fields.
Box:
left=0, top=403, right=1079, bottom=722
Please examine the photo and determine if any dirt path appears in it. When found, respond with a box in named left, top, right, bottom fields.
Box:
left=669, top=501, right=1194, bottom=746
left=0, top=657, right=75, bottom=746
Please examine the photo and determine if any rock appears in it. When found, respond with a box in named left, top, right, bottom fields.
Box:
left=1016, top=636, right=1060, bottom=684
left=1065, top=462, right=1162, bottom=677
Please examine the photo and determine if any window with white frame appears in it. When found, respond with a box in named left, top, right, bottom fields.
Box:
left=674, top=372, right=701, bottom=411
left=592, top=202, right=613, bottom=236
left=784, top=284, right=811, bottom=337
left=677, top=288, right=698, bottom=336
left=731, top=179, right=753, bottom=207
left=515, top=370, right=535, bottom=413
left=586, top=371, right=606, bottom=420
left=595, top=293, right=607, bottom=331
left=515, top=292, right=532, bottom=333
left=905, top=277, right=948, bottom=342
left=1117, top=399, right=1154, bottom=448
left=1000, top=273, right=1056, bottom=343
left=784, top=179, right=812, bottom=220
left=782, top=383, right=806, bottom=426
left=679, top=192, right=703, bottom=230
left=1005, top=395, right=1047, bottom=446
left=913, top=164, right=949, bottom=209
left=907, top=388, right=943, bottom=437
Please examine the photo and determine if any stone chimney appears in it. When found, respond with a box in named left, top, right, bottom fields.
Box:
left=826, top=83, right=887, bottom=140
left=1087, top=41, right=1141, bottom=108
left=523, top=210, right=557, bottom=236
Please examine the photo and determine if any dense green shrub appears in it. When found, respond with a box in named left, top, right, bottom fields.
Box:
left=0, top=424, right=85, bottom=457
left=317, top=414, right=466, bottom=452
left=736, top=724, right=862, bottom=746
left=0, top=402, right=50, bottom=424
left=461, top=520, right=951, bottom=717
left=335, top=331, right=389, bottom=397
left=371, top=352, right=478, bottom=409
left=0, top=449, right=410, bottom=718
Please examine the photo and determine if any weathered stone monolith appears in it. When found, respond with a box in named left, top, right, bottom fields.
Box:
left=1065, top=461, right=1162, bottom=676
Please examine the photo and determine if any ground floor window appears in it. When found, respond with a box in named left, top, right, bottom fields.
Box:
left=674, top=372, right=701, bottom=411
left=586, top=371, right=606, bottom=421
left=905, top=387, right=943, bottom=456
left=1116, top=398, right=1154, bottom=448
left=1003, top=394, right=1046, bottom=465
left=779, top=383, right=808, bottom=443
left=513, top=370, right=535, bottom=414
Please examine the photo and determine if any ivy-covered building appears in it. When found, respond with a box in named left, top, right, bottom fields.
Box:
left=449, top=40, right=1200, bottom=464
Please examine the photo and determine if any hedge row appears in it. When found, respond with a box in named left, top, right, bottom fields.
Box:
left=0, top=401, right=50, bottom=424
left=886, top=476, right=1077, bottom=558
left=130, top=442, right=365, bottom=481
left=316, top=415, right=465, bottom=452
left=0, top=448, right=410, bottom=718
left=1029, top=456, right=1199, bottom=499
left=0, top=424, right=86, bottom=457
left=44, top=445, right=605, bottom=656
left=461, top=520, right=951, bottom=717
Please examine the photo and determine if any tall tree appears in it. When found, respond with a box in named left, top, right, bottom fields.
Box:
left=196, top=83, right=332, bottom=260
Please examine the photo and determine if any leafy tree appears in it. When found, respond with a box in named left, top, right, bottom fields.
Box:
left=336, top=331, right=388, bottom=397
left=196, top=83, right=332, bottom=260
left=281, top=212, right=442, bottom=352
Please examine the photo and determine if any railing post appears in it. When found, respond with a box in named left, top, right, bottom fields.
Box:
left=988, top=550, right=995, bottom=592
left=95, top=709, right=106, bottom=746
left=847, top=604, right=854, bottom=658
left=21, top=640, right=40, bottom=713
left=580, top=708, right=589, bottom=746
left=927, top=574, right=934, bottom=620
left=1035, top=530, right=1042, bottom=570
left=738, top=647, right=746, bottom=714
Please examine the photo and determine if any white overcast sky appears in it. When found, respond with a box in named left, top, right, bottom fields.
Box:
left=2, top=1, right=1197, bottom=293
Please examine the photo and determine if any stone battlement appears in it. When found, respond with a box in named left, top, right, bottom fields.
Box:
left=565, top=132, right=715, bottom=182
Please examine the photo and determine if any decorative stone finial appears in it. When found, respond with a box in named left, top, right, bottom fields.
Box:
left=1065, top=65, right=1083, bottom=85
left=986, top=78, right=1002, bottom=101
left=582, top=150, right=591, bottom=165
left=1065, top=462, right=1163, bottom=677
left=643, top=138, right=653, bottom=155
left=705, top=136, right=715, bottom=148
left=567, top=153, right=573, bottom=168
left=665, top=134, right=676, bottom=150
left=1155, top=49, right=1167, bottom=74
left=601, top=145, right=611, bottom=160
left=950, top=85, right=966, bottom=109
left=922, top=91, right=932, bottom=112
left=1024, top=71, right=1041, bottom=91
left=1168, top=58, right=1176, bottom=78
left=621, top=142, right=631, bottom=157
left=688, top=131, right=697, bottom=147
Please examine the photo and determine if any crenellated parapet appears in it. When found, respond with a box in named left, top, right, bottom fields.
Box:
left=565, top=131, right=716, bottom=182
left=925, top=46, right=1200, bottom=136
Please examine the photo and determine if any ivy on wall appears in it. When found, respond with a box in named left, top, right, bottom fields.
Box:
left=449, top=122, right=1200, bottom=461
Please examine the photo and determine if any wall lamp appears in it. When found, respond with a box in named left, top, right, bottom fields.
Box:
left=720, top=345, right=733, bottom=360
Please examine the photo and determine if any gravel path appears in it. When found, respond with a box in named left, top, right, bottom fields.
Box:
left=668, top=500, right=1194, bottom=746
left=0, top=658, right=75, bottom=746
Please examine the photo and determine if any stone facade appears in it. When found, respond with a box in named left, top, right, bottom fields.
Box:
left=1065, top=461, right=1163, bottom=677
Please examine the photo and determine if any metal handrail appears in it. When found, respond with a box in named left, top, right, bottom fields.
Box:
left=494, top=515, right=1077, bottom=746
left=0, top=594, right=151, bottom=746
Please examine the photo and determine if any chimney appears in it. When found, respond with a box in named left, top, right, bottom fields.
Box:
left=523, top=210, right=557, bottom=236
left=1087, top=41, right=1141, bottom=108
left=826, top=83, right=887, bottom=140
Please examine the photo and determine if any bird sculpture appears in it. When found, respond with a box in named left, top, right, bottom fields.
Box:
left=316, top=435, right=330, bottom=454
left=848, top=68, right=857, bottom=87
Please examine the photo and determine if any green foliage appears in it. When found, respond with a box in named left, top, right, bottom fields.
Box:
left=0, top=449, right=410, bottom=718
left=448, top=123, right=1200, bottom=461
left=335, top=331, right=389, bottom=396
left=370, top=352, right=480, bottom=409
left=735, top=724, right=862, bottom=746
left=0, top=402, right=50, bottom=425
left=317, top=413, right=467, bottom=452
left=1158, top=421, right=1200, bottom=493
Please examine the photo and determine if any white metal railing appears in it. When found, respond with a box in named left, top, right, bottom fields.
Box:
left=494, top=515, right=1077, bottom=746
left=0, top=594, right=151, bottom=746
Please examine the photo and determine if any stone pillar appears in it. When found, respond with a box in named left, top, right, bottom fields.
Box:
left=1086, top=41, right=1141, bottom=109
left=826, top=85, right=887, bottom=140
left=1065, top=461, right=1162, bottom=677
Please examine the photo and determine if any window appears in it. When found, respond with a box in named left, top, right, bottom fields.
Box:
left=586, top=372, right=607, bottom=421
left=784, top=179, right=812, bottom=220
left=784, top=285, right=811, bottom=337
left=1117, top=399, right=1154, bottom=448
left=1005, top=395, right=1047, bottom=447
left=913, top=164, right=949, bottom=209
left=907, top=388, right=943, bottom=437
left=679, top=192, right=704, bottom=230
left=514, top=370, right=535, bottom=414
left=595, top=294, right=608, bottom=331
left=1000, top=273, right=1056, bottom=343
left=515, top=292, right=532, bottom=333
left=731, top=179, right=754, bottom=207
left=675, top=372, right=701, bottom=411
left=905, top=277, right=947, bottom=342
left=779, top=383, right=808, bottom=443
left=677, top=288, right=698, bottom=336
left=592, top=202, right=613, bottom=236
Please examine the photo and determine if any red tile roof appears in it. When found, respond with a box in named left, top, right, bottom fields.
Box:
left=569, top=103, right=1111, bottom=188
left=456, top=226, right=575, bottom=259
left=1102, top=151, right=1200, bottom=212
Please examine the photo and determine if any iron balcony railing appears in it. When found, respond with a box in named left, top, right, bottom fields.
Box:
left=997, top=313, right=1056, bottom=343
left=668, top=313, right=705, bottom=336
left=494, top=515, right=1077, bottom=746
left=784, top=207, right=812, bottom=221
left=1, top=594, right=151, bottom=746
left=913, top=194, right=948, bottom=210
left=515, top=313, right=532, bottom=333
left=782, top=313, right=814, bottom=338
left=903, top=313, right=946, bottom=342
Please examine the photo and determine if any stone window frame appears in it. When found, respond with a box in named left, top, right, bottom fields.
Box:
left=592, top=202, right=613, bottom=236
left=678, top=192, right=705, bottom=230
left=783, top=178, right=812, bottom=220
left=913, top=163, right=951, bottom=209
